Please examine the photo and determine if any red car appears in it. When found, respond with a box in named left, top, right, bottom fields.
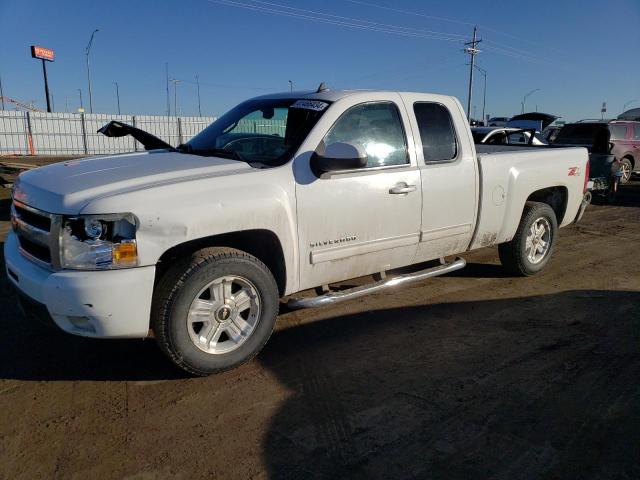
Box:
left=609, top=121, right=640, bottom=183
left=553, top=120, right=640, bottom=183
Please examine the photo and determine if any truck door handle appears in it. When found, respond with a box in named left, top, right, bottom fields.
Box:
left=389, top=183, right=417, bottom=195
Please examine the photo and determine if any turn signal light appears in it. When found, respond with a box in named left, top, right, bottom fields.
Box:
left=113, top=240, right=138, bottom=266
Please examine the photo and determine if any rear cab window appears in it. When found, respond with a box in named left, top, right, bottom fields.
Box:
left=413, top=102, right=458, bottom=163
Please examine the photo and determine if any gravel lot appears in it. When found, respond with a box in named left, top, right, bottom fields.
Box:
left=0, top=159, right=639, bottom=479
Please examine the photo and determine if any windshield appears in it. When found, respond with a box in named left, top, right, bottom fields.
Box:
left=554, top=124, right=601, bottom=145
left=185, top=98, right=330, bottom=167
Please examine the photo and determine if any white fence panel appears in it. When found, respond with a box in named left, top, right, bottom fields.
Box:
left=0, top=111, right=29, bottom=155
left=0, top=112, right=296, bottom=156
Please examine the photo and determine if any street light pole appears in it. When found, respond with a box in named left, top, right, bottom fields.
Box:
left=113, top=81, right=120, bottom=115
left=0, top=75, right=5, bottom=110
left=170, top=79, right=180, bottom=116
left=288, top=80, right=293, bottom=93
left=473, top=65, right=487, bottom=124
left=85, top=29, right=99, bottom=113
left=521, top=88, right=540, bottom=114
left=195, top=75, right=202, bottom=117
left=622, top=99, right=638, bottom=113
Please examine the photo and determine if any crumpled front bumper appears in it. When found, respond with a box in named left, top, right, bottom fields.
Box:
left=4, top=231, right=155, bottom=338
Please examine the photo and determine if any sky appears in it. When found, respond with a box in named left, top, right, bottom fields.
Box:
left=1, top=0, right=639, bottom=121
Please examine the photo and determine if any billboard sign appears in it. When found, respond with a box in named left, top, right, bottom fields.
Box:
left=30, top=45, right=55, bottom=62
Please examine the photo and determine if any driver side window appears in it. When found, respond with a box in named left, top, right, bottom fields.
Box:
left=322, top=102, right=409, bottom=167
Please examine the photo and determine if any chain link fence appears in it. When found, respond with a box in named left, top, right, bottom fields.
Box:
left=0, top=111, right=218, bottom=156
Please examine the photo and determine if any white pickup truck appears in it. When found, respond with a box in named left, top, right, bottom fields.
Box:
left=5, top=88, right=590, bottom=375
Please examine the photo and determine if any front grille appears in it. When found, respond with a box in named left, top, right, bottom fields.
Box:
left=14, top=204, right=51, bottom=231
left=17, top=235, right=52, bottom=263
left=11, top=200, right=61, bottom=270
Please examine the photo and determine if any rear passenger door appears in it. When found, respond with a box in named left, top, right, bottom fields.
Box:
left=401, top=95, right=479, bottom=261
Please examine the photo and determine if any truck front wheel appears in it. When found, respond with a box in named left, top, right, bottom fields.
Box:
left=152, top=247, right=279, bottom=376
left=498, top=202, right=558, bottom=276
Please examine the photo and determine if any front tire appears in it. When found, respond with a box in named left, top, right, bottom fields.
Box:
left=152, top=247, right=279, bottom=376
left=499, top=202, right=558, bottom=276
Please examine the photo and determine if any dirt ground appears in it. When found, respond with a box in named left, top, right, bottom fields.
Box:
left=0, top=160, right=639, bottom=479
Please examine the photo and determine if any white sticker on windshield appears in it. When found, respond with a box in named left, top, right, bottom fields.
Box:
left=291, top=100, right=329, bottom=111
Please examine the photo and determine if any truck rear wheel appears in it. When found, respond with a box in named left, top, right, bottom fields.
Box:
left=152, top=247, right=279, bottom=376
left=499, top=201, right=558, bottom=276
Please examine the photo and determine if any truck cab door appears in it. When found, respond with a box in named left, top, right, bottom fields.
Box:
left=294, top=94, right=422, bottom=291
left=401, top=95, right=479, bottom=260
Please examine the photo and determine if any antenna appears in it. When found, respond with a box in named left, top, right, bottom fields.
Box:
left=316, top=82, right=328, bottom=93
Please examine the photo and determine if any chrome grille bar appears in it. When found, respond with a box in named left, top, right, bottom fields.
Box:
left=11, top=200, right=62, bottom=270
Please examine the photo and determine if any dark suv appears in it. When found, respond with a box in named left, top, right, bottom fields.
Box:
left=553, top=120, right=640, bottom=183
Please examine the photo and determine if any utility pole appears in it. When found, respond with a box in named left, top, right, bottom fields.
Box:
left=0, top=75, right=4, bottom=110
left=85, top=29, right=99, bottom=113
left=464, top=25, right=481, bottom=121
left=78, top=88, right=84, bottom=111
left=195, top=75, right=202, bottom=116
left=65, top=96, right=69, bottom=113
left=113, top=81, right=120, bottom=115
left=170, top=78, right=180, bottom=116
left=288, top=80, right=293, bottom=93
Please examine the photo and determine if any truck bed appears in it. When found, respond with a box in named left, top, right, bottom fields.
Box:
left=475, top=144, right=549, bottom=154
left=470, top=145, right=587, bottom=251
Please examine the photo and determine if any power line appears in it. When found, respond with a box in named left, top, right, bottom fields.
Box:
left=212, top=0, right=466, bottom=42
left=247, top=0, right=467, bottom=38
left=346, top=0, right=563, bottom=56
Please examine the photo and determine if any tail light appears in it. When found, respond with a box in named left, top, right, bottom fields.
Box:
left=583, top=159, right=590, bottom=193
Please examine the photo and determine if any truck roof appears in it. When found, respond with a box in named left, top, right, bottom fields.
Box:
left=252, top=89, right=453, bottom=103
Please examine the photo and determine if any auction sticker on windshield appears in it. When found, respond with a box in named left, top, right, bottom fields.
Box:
left=291, top=100, right=329, bottom=111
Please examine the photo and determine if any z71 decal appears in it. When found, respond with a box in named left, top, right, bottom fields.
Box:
left=568, top=167, right=581, bottom=176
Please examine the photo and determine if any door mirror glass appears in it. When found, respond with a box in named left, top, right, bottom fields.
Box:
left=311, top=142, right=368, bottom=174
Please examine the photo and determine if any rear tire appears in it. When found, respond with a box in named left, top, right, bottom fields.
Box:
left=152, top=247, right=279, bottom=376
left=499, top=202, right=558, bottom=276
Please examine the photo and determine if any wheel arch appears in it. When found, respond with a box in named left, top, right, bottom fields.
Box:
left=155, top=229, right=287, bottom=296
left=621, top=154, right=635, bottom=169
left=525, top=186, right=568, bottom=225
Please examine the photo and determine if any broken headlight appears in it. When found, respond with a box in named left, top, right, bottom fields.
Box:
left=60, top=213, right=138, bottom=269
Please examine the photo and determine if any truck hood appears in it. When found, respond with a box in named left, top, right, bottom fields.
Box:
left=13, top=150, right=252, bottom=214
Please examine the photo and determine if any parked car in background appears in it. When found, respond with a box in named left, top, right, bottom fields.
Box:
left=508, top=113, right=559, bottom=132
left=552, top=121, right=622, bottom=201
left=471, top=127, right=546, bottom=145
left=618, top=108, right=640, bottom=122
left=553, top=120, right=640, bottom=183
left=608, top=120, right=640, bottom=182
left=541, top=125, right=563, bottom=144
left=487, top=116, right=510, bottom=126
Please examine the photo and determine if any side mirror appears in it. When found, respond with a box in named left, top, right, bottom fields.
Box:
left=311, top=142, right=368, bottom=175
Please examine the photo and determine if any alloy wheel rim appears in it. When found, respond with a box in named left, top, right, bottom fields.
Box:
left=621, top=163, right=631, bottom=181
left=525, top=217, right=552, bottom=264
left=187, top=275, right=261, bottom=354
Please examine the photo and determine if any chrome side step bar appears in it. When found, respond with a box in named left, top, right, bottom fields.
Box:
left=287, top=257, right=466, bottom=309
